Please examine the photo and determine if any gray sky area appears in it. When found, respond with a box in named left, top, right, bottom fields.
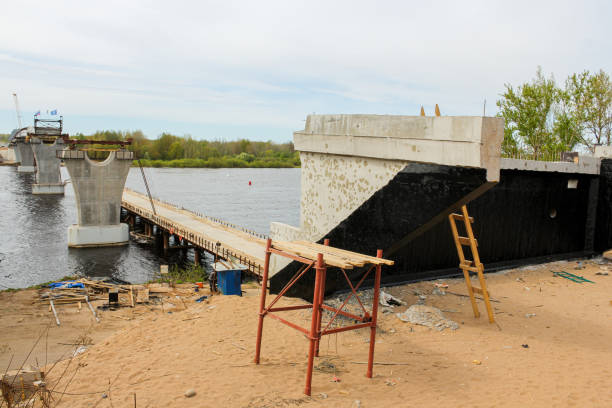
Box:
left=1, top=0, right=610, bottom=141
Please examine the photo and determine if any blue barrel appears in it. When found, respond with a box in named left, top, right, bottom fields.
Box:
left=213, top=262, right=246, bottom=296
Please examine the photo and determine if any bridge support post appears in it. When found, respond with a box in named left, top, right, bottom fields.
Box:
left=16, top=141, right=35, bottom=173
left=194, top=249, right=201, bottom=266
left=31, top=137, right=65, bottom=194
left=163, top=231, right=169, bottom=251
left=59, top=149, right=133, bottom=247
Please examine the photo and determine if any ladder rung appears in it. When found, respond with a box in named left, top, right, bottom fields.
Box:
left=458, top=237, right=478, bottom=246
left=450, top=213, right=474, bottom=223
left=460, top=262, right=480, bottom=273
left=471, top=286, right=491, bottom=296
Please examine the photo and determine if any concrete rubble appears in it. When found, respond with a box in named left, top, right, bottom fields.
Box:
left=396, top=304, right=459, bottom=331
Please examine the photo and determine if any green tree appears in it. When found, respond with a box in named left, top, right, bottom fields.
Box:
left=497, top=67, right=558, bottom=159
left=168, top=141, right=185, bottom=160
left=567, top=70, right=612, bottom=148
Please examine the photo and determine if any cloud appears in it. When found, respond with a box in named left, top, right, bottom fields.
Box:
left=0, top=0, right=610, bottom=139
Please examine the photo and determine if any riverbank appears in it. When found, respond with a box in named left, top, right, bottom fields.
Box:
left=2, top=258, right=611, bottom=407
left=134, top=157, right=299, bottom=168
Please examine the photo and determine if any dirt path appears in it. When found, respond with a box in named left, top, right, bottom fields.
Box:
left=3, top=259, right=612, bottom=407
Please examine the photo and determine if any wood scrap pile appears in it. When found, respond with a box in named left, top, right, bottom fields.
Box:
left=39, top=278, right=146, bottom=325
left=0, top=366, right=49, bottom=408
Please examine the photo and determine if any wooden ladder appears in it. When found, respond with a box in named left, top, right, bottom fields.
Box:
left=448, top=205, right=495, bottom=323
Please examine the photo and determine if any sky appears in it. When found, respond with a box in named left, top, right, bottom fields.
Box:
left=0, top=0, right=610, bottom=142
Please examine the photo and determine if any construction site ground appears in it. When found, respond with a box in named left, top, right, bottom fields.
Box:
left=1, top=259, right=611, bottom=407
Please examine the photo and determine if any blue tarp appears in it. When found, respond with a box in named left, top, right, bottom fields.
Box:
left=49, top=281, right=84, bottom=289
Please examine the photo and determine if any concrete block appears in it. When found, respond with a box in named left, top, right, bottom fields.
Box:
left=594, top=145, right=612, bottom=158
left=32, top=183, right=65, bottom=195
left=67, top=224, right=129, bottom=247
left=294, top=114, right=504, bottom=181
left=501, top=157, right=601, bottom=175
left=17, top=165, right=35, bottom=173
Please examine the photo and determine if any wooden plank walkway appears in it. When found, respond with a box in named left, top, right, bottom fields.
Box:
left=121, top=188, right=266, bottom=276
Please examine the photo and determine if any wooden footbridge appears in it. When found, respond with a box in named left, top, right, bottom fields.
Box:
left=121, top=188, right=267, bottom=276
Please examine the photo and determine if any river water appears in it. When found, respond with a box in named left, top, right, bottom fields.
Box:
left=0, top=166, right=300, bottom=289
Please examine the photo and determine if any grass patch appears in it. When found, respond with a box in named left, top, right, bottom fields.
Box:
left=149, top=264, right=208, bottom=285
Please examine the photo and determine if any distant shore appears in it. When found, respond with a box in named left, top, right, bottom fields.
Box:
left=133, top=158, right=299, bottom=168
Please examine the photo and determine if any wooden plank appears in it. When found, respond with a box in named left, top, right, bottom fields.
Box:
left=49, top=300, right=60, bottom=326
left=272, top=241, right=354, bottom=269
left=291, top=241, right=367, bottom=265
left=281, top=241, right=366, bottom=267
left=295, top=241, right=394, bottom=266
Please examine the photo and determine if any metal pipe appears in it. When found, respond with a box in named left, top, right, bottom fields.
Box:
left=254, top=238, right=272, bottom=364
left=305, top=253, right=324, bottom=396
left=366, top=249, right=383, bottom=378
left=315, top=238, right=330, bottom=356
left=266, top=313, right=309, bottom=335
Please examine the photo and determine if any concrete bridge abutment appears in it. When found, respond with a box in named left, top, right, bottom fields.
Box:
left=60, top=149, right=134, bottom=247
left=269, top=114, right=505, bottom=294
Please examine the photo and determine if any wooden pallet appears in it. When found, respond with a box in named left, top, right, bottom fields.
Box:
left=448, top=205, right=495, bottom=323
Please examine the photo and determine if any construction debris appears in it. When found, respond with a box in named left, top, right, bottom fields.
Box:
left=1, top=367, right=48, bottom=407
left=379, top=291, right=405, bottom=307
left=396, top=305, right=459, bottom=331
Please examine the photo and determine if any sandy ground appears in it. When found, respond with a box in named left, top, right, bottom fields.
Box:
left=2, top=259, right=612, bottom=407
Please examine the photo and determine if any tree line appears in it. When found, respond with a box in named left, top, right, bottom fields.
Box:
left=71, top=131, right=300, bottom=168
left=497, top=67, right=612, bottom=160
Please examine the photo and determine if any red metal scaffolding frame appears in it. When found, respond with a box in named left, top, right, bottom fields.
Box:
left=254, top=238, right=389, bottom=396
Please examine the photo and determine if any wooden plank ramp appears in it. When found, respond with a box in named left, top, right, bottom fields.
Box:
left=121, top=188, right=267, bottom=276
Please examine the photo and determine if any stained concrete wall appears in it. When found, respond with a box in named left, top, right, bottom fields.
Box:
left=62, top=150, right=133, bottom=226
left=31, top=138, right=63, bottom=184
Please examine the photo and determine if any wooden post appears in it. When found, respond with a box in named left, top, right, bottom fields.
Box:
left=305, top=253, right=324, bottom=396
left=254, top=239, right=272, bottom=364
left=366, top=249, right=383, bottom=378
left=163, top=231, right=169, bottom=251
left=194, top=249, right=201, bottom=266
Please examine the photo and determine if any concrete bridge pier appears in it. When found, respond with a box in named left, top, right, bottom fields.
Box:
left=60, top=149, right=134, bottom=247
left=15, top=141, right=35, bottom=173
left=31, top=137, right=65, bottom=194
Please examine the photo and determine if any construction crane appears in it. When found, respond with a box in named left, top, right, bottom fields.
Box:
left=12, top=92, right=23, bottom=128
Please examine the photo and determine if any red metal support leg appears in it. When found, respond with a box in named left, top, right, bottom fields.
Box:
left=254, top=238, right=272, bottom=364
left=366, top=249, right=383, bottom=378
left=315, top=239, right=330, bottom=357
left=305, top=253, right=324, bottom=396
